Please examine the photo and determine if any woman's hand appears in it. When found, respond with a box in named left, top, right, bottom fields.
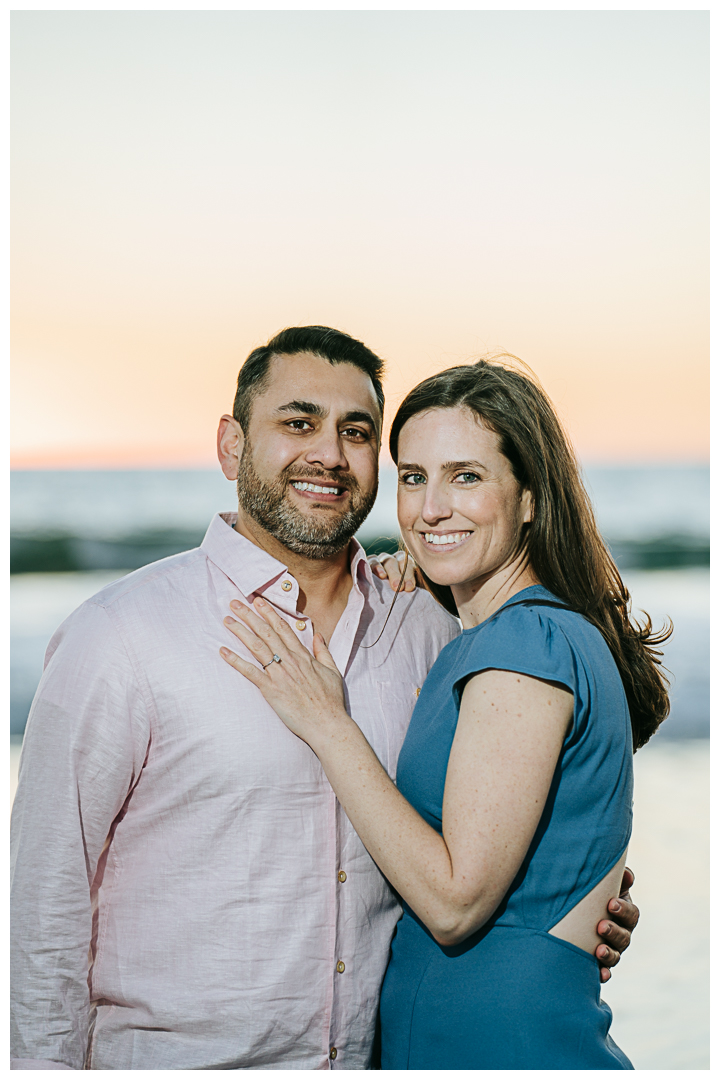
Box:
left=220, top=597, right=350, bottom=747
left=368, top=551, right=419, bottom=592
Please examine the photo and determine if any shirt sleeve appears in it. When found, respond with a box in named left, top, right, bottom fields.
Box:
left=455, top=604, right=579, bottom=697
left=10, top=600, right=151, bottom=1071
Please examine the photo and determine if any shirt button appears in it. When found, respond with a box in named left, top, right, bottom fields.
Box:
left=281, top=581, right=292, bottom=592
left=336, top=960, right=345, bottom=974
left=295, top=620, right=306, bottom=631
left=329, top=1048, right=337, bottom=1060
left=337, top=870, right=347, bottom=883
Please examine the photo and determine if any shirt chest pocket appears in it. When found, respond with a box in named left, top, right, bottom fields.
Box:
left=376, top=682, right=422, bottom=782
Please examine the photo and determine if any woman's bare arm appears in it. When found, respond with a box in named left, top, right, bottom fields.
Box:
left=316, top=667, right=571, bottom=944
left=221, top=597, right=572, bottom=946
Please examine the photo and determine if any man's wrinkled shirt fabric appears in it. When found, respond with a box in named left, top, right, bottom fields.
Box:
left=10, top=514, right=459, bottom=1070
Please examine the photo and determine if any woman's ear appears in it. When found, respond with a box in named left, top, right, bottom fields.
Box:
left=217, top=415, right=245, bottom=481
left=521, top=487, right=534, bottom=524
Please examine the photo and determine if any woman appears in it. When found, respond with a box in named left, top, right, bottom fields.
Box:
left=219, top=358, right=670, bottom=1069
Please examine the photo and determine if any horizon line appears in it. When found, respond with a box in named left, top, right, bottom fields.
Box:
left=11, top=457, right=711, bottom=472
left=11, top=440, right=710, bottom=472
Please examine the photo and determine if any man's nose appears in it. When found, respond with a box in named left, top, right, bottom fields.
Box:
left=304, top=428, right=349, bottom=472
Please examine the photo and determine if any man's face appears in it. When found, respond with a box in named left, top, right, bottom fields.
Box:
left=236, top=352, right=381, bottom=559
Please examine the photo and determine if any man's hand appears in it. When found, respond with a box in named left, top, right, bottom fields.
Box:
left=595, top=867, right=639, bottom=983
left=368, top=551, right=420, bottom=592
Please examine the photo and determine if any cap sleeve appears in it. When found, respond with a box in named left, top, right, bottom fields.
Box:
left=454, top=603, right=580, bottom=700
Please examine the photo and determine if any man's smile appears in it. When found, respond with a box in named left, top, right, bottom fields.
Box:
left=290, top=479, right=348, bottom=502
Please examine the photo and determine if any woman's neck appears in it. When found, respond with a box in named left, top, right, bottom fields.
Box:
left=452, top=557, right=539, bottom=629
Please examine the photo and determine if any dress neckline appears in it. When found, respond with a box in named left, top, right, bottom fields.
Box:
left=460, top=583, right=567, bottom=636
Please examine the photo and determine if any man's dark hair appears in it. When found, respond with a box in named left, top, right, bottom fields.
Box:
left=232, top=326, right=385, bottom=433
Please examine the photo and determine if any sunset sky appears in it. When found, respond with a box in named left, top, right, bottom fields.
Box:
left=11, top=10, right=708, bottom=468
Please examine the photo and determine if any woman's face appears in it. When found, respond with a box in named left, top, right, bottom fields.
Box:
left=396, top=406, right=534, bottom=591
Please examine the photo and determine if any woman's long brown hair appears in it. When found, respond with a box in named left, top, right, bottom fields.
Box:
left=389, top=356, right=671, bottom=751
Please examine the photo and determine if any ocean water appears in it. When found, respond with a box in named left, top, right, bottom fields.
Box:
left=10, top=466, right=709, bottom=737
left=10, top=566, right=708, bottom=739
left=598, top=738, right=709, bottom=1070
left=10, top=463, right=710, bottom=544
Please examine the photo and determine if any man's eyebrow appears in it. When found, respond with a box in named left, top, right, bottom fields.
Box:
left=340, top=410, right=379, bottom=437
left=275, top=400, right=328, bottom=418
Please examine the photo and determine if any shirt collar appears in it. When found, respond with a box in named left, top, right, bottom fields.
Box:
left=200, top=511, right=371, bottom=599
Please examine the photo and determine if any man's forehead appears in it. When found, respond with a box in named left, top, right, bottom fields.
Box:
left=263, top=352, right=380, bottom=412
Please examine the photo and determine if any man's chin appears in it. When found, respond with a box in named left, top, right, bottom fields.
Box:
left=281, top=532, right=357, bottom=560
left=237, top=476, right=375, bottom=560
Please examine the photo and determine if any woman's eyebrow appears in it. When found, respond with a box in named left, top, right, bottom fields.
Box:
left=442, top=459, right=486, bottom=472
left=398, top=460, right=486, bottom=472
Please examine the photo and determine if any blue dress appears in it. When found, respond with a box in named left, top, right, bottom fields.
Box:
left=379, top=586, right=634, bottom=1070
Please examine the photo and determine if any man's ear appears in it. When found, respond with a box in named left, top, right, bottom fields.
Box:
left=217, top=415, right=244, bottom=481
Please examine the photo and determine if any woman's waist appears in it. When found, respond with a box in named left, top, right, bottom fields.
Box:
left=395, top=907, right=601, bottom=971
left=399, top=901, right=550, bottom=938
left=400, top=825, right=631, bottom=938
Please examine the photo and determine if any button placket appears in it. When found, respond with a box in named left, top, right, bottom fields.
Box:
left=328, top=768, right=342, bottom=1071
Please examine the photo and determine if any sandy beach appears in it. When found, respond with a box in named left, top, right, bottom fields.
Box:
left=10, top=734, right=709, bottom=1069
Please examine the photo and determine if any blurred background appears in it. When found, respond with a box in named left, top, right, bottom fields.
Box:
left=11, top=10, right=708, bottom=1069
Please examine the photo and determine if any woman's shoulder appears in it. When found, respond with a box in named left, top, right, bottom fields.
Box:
left=484, top=584, right=574, bottom=633
left=476, top=586, right=618, bottom=676
left=448, top=586, right=593, bottom=689
left=488, top=585, right=594, bottom=635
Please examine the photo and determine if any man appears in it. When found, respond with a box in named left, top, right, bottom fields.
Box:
left=11, top=326, right=637, bottom=1070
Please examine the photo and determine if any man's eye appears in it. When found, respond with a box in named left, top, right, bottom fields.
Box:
left=287, top=420, right=313, bottom=431
left=341, top=427, right=370, bottom=441
left=400, top=473, right=425, bottom=486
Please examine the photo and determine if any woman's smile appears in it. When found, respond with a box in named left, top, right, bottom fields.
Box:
left=420, top=530, right=473, bottom=551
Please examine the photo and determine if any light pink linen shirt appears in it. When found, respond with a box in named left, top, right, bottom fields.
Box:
left=11, top=513, right=459, bottom=1071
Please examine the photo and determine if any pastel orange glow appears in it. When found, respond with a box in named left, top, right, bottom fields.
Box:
left=11, top=11, right=708, bottom=469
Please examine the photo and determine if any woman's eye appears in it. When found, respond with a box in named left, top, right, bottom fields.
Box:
left=400, top=473, right=426, bottom=486
left=455, top=472, right=481, bottom=484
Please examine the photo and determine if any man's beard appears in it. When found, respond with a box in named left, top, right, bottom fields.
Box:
left=236, top=443, right=377, bottom=560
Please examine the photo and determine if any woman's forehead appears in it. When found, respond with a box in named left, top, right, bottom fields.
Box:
left=398, top=406, right=499, bottom=450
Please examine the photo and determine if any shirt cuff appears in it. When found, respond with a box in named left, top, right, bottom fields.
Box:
left=11, top=1061, right=76, bottom=1070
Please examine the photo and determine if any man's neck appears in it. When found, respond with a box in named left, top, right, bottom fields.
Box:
left=233, top=505, right=355, bottom=640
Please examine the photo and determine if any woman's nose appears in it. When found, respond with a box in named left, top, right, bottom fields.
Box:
left=421, top=483, right=453, bottom=524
